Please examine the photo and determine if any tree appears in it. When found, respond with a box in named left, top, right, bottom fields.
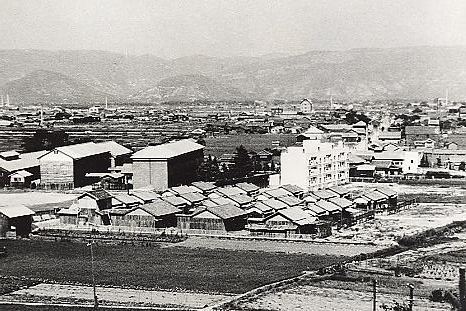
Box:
left=196, top=137, right=206, bottom=146
left=197, top=155, right=220, bottom=181
left=23, top=129, right=69, bottom=152
left=459, top=161, right=466, bottom=171
left=420, top=154, right=430, bottom=168
left=231, top=145, right=253, bottom=178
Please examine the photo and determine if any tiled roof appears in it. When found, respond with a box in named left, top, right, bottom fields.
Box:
left=328, top=186, right=350, bottom=196
left=262, top=198, right=288, bottom=210
left=328, top=197, right=353, bottom=208
left=229, top=194, right=254, bottom=205
left=130, top=191, right=160, bottom=202
left=263, top=188, right=292, bottom=198
left=315, top=200, right=341, bottom=213
left=280, top=184, right=304, bottom=195
left=235, top=182, right=259, bottom=193
left=0, top=150, right=46, bottom=173
left=216, top=187, right=246, bottom=197
left=135, top=200, right=180, bottom=217
left=277, top=195, right=302, bottom=207
left=131, top=139, right=204, bottom=160
left=196, top=204, right=247, bottom=220
left=191, top=181, right=216, bottom=192
left=312, top=190, right=337, bottom=200
left=179, top=192, right=206, bottom=203
left=277, top=207, right=317, bottom=225
left=80, top=189, right=113, bottom=201
left=305, top=204, right=328, bottom=216
left=162, top=195, right=190, bottom=206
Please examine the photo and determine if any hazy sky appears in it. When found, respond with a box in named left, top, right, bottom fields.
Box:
left=1, top=0, right=466, bottom=58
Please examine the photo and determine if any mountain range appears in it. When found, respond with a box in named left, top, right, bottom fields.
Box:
left=1, top=46, right=466, bottom=104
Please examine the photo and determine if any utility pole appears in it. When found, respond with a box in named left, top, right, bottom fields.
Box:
left=372, top=279, right=377, bottom=311
left=460, top=267, right=466, bottom=311
left=87, top=239, right=98, bottom=309
left=407, top=283, right=414, bottom=311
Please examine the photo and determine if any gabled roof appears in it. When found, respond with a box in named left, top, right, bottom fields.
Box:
left=328, top=186, right=350, bottom=196
left=348, top=153, right=366, bottom=165
left=263, top=188, right=292, bottom=198
left=361, top=191, right=388, bottom=201
left=179, top=191, right=206, bottom=203
left=371, top=159, right=394, bottom=169
left=315, top=200, right=341, bottom=212
left=269, top=207, right=317, bottom=225
left=229, top=193, right=254, bottom=205
left=95, top=141, right=132, bottom=157
left=130, top=191, right=160, bottom=202
left=329, top=197, right=354, bottom=209
left=78, top=189, right=113, bottom=201
left=170, top=185, right=195, bottom=195
left=373, top=187, right=397, bottom=197
left=352, top=120, right=367, bottom=127
left=191, top=181, right=216, bottom=192
left=252, top=201, right=274, bottom=213
left=9, top=170, right=33, bottom=178
left=261, top=198, right=288, bottom=210
left=0, top=150, right=46, bottom=173
left=131, top=139, right=204, bottom=160
left=194, top=204, right=247, bottom=220
left=0, top=150, right=20, bottom=159
left=235, top=182, right=259, bottom=193
left=133, top=199, right=180, bottom=217
left=216, top=187, right=246, bottom=197
left=162, top=195, right=190, bottom=206
left=40, top=142, right=109, bottom=160
left=312, top=190, right=337, bottom=200
left=276, top=195, right=302, bottom=207
left=305, top=203, right=328, bottom=216
left=112, top=193, right=142, bottom=205
left=0, top=204, right=35, bottom=218
left=280, top=184, right=304, bottom=195
left=210, top=196, right=236, bottom=206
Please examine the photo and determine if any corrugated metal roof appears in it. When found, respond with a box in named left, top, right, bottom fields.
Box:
left=0, top=205, right=35, bottom=218
left=131, top=139, right=204, bottom=160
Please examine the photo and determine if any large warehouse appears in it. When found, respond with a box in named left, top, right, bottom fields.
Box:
left=131, top=139, right=204, bottom=191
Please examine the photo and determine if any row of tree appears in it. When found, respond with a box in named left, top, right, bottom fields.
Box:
left=197, top=145, right=276, bottom=182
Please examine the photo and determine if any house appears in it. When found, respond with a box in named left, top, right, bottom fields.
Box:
left=131, top=139, right=204, bottom=190
left=39, top=142, right=112, bottom=189
left=261, top=198, right=288, bottom=211
left=0, top=205, right=35, bottom=237
left=191, top=181, right=217, bottom=195
left=280, top=184, right=305, bottom=199
left=74, top=190, right=113, bottom=224
left=246, top=201, right=274, bottom=218
left=0, top=150, right=46, bottom=187
left=296, top=126, right=324, bottom=142
left=262, top=187, right=292, bottom=199
left=373, top=187, right=398, bottom=209
left=228, top=193, right=254, bottom=208
left=161, top=195, right=190, bottom=211
left=276, top=195, right=302, bottom=207
left=405, top=126, right=441, bottom=148
left=249, top=207, right=330, bottom=237
left=315, top=200, right=342, bottom=223
left=355, top=191, right=388, bottom=211
left=112, top=193, right=142, bottom=209
left=299, top=99, right=313, bottom=114
left=328, top=186, right=350, bottom=198
left=280, top=140, right=349, bottom=192
left=96, top=141, right=132, bottom=167
left=177, top=204, right=248, bottom=233
left=378, top=131, right=401, bottom=144
left=9, top=170, right=33, bottom=188
left=312, top=189, right=338, bottom=200
left=130, top=191, right=160, bottom=203
left=112, top=199, right=179, bottom=228
left=215, top=186, right=246, bottom=198
left=235, top=182, right=260, bottom=196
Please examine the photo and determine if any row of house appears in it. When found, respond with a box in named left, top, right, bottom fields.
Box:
left=54, top=181, right=398, bottom=238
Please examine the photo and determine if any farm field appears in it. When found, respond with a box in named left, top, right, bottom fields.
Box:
left=0, top=239, right=346, bottom=294
left=236, top=272, right=454, bottom=311
left=171, top=236, right=382, bottom=256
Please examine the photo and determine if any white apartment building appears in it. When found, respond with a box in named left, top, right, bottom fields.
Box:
left=280, top=140, right=349, bottom=192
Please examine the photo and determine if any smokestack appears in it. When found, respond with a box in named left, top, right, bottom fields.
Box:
left=105, top=97, right=108, bottom=110
left=460, top=267, right=466, bottom=311
left=6, top=94, right=10, bottom=106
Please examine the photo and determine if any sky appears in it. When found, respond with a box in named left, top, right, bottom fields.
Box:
left=1, top=0, right=466, bottom=59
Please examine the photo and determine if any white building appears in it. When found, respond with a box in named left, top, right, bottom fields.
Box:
left=280, top=140, right=349, bottom=192
left=299, top=99, right=313, bottom=114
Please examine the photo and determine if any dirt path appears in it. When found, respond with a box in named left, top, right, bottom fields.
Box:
left=1, top=283, right=231, bottom=309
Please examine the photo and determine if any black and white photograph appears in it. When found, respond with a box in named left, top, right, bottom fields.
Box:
left=1, top=0, right=466, bottom=310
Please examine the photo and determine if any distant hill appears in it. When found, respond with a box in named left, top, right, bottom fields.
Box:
left=1, top=46, right=466, bottom=102
left=0, top=69, right=114, bottom=104
left=128, top=74, right=245, bottom=102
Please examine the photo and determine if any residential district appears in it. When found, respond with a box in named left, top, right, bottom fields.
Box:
left=2, top=96, right=466, bottom=310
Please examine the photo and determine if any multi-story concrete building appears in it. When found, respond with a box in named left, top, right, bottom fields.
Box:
left=280, top=140, right=349, bottom=192
left=131, top=139, right=204, bottom=191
